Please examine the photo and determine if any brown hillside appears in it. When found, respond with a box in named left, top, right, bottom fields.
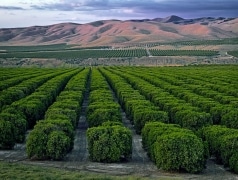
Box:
left=0, top=16, right=237, bottom=46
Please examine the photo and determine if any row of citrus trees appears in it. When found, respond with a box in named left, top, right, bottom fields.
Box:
left=86, top=69, right=132, bottom=162
left=0, top=49, right=218, bottom=59
left=0, top=66, right=238, bottom=174
left=26, top=68, right=90, bottom=160
left=103, top=66, right=238, bottom=173
left=149, top=49, right=218, bottom=56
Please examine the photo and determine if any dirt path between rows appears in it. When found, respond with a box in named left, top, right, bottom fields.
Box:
left=1, top=77, right=238, bottom=179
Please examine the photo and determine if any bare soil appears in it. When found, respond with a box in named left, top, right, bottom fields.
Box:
left=1, top=73, right=238, bottom=179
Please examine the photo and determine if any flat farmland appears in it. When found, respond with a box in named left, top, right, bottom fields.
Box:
left=0, top=39, right=238, bottom=67
left=0, top=65, right=238, bottom=179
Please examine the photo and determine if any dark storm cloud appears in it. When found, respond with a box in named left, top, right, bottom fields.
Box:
left=31, top=0, right=238, bottom=18
left=0, top=6, right=25, bottom=10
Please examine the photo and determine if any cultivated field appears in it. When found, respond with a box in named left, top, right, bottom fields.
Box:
left=0, top=65, right=238, bottom=179
left=0, top=38, right=238, bottom=67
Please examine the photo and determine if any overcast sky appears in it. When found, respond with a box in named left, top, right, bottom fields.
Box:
left=1, top=0, right=238, bottom=28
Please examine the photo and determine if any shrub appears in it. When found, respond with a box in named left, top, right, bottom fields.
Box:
left=44, top=119, right=74, bottom=150
left=229, top=152, right=238, bottom=173
left=220, top=133, right=238, bottom=167
left=142, top=122, right=186, bottom=162
left=0, top=120, right=15, bottom=149
left=45, top=108, right=78, bottom=128
left=46, top=131, right=70, bottom=160
left=13, top=100, right=45, bottom=129
left=154, top=132, right=205, bottom=173
left=174, top=110, right=212, bottom=131
left=133, top=110, right=168, bottom=134
left=202, top=125, right=237, bottom=163
left=210, top=105, right=226, bottom=124
left=86, top=103, right=120, bottom=116
left=142, top=122, right=206, bottom=173
left=26, top=119, right=74, bottom=160
left=221, top=110, right=238, bottom=128
left=0, top=107, right=27, bottom=143
left=87, top=125, right=132, bottom=162
left=26, top=127, right=49, bottom=159
left=87, top=108, right=121, bottom=127
left=202, top=125, right=238, bottom=173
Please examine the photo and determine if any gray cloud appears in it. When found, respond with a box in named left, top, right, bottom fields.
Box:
left=0, top=6, right=25, bottom=10
left=31, top=0, right=238, bottom=18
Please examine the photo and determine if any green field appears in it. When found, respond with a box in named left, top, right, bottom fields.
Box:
left=228, top=50, right=238, bottom=57
left=0, top=48, right=218, bottom=59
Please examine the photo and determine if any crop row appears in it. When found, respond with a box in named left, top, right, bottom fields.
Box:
left=86, top=68, right=132, bottom=162
left=26, top=68, right=90, bottom=160
left=0, top=69, right=47, bottom=91
left=0, top=68, right=45, bottom=81
left=0, top=69, right=74, bottom=111
left=100, top=68, right=168, bottom=134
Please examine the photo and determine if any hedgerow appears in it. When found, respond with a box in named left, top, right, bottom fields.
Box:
left=142, top=122, right=206, bottom=173
left=87, top=122, right=132, bottom=162
left=202, top=125, right=238, bottom=173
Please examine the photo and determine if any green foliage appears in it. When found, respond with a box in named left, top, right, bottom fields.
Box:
left=174, top=110, right=212, bottom=131
left=26, top=119, right=74, bottom=160
left=202, top=125, right=238, bottom=173
left=142, top=122, right=206, bottom=173
left=229, top=152, right=238, bottom=173
left=154, top=132, right=205, bottom=173
left=150, top=49, right=218, bottom=56
left=221, top=111, right=238, bottom=128
left=133, top=110, right=168, bottom=134
left=15, top=100, right=46, bottom=129
left=0, top=120, right=15, bottom=149
left=87, top=108, right=121, bottom=127
left=45, top=107, right=78, bottom=128
left=44, top=119, right=75, bottom=150
left=26, top=127, right=49, bottom=159
left=46, top=131, right=71, bottom=160
left=0, top=111, right=27, bottom=143
left=0, top=49, right=148, bottom=59
left=220, top=133, right=238, bottom=166
left=228, top=50, right=238, bottom=58
left=86, top=102, right=120, bottom=116
left=25, top=68, right=89, bottom=160
left=87, top=125, right=132, bottom=162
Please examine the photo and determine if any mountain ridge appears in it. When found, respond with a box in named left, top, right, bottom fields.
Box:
left=0, top=16, right=237, bottom=47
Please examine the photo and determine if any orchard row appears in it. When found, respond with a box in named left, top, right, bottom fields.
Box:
left=0, top=49, right=218, bottom=59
